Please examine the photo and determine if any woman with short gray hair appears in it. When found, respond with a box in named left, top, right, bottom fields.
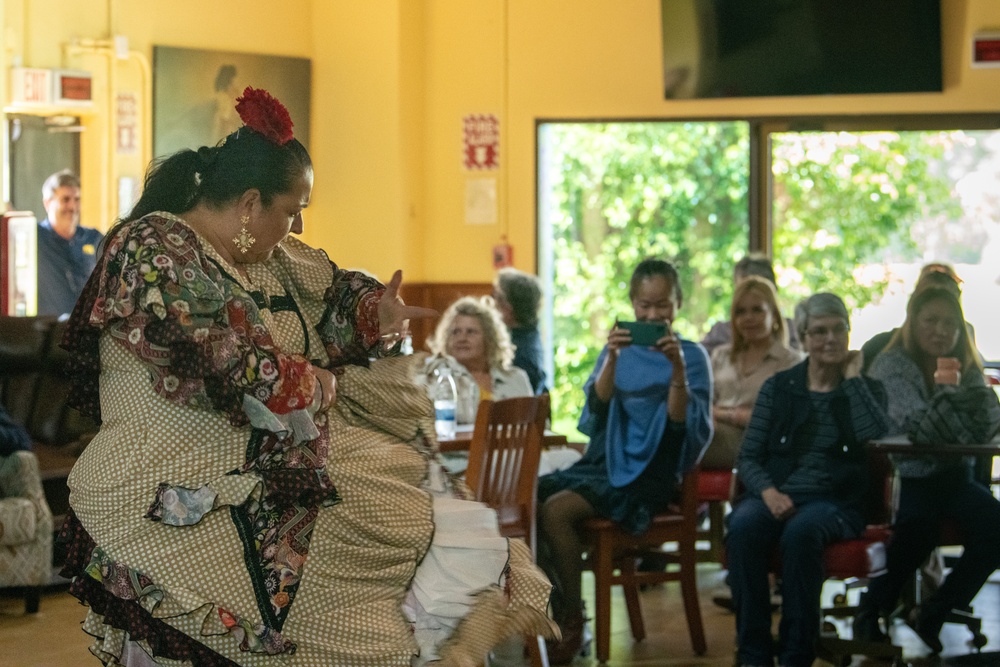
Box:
left=729, top=292, right=890, bottom=667
left=794, top=292, right=851, bottom=344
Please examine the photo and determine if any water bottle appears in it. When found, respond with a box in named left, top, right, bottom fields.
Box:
left=431, top=367, right=458, bottom=440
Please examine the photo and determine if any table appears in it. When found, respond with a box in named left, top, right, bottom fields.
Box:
left=868, top=434, right=1000, bottom=457
left=437, top=426, right=570, bottom=453
left=869, top=435, right=1000, bottom=486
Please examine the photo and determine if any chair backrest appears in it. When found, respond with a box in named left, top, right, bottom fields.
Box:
left=0, top=316, right=54, bottom=431
left=0, top=316, right=98, bottom=448
left=465, top=394, right=549, bottom=552
left=0, top=450, right=46, bottom=501
left=696, top=466, right=734, bottom=503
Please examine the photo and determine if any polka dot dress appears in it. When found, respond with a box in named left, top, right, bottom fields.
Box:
left=69, top=234, right=554, bottom=666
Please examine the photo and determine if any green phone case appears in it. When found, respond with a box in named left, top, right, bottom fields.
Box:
left=619, top=321, right=667, bottom=346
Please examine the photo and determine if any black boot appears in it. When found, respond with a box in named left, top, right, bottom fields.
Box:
left=546, top=601, right=592, bottom=665
left=546, top=610, right=585, bottom=665
left=909, top=603, right=946, bottom=654
left=852, top=592, right=888, bottom=643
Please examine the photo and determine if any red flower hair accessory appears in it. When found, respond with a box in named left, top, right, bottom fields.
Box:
left=235, top=86, right=294, bottom=146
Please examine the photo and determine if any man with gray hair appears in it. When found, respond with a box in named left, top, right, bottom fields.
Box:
left=36, top=170, right=103, bottom=317
left=493, top=267, right=547, bottom=394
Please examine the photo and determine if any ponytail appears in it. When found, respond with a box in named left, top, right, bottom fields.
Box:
left=123, top=150, right=204, bottom=223
left=107, top=128, right=311, bottom=244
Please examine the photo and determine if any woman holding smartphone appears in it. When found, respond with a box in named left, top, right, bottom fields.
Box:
left=536, top=258, right=713, bottom=664
left=855, top=286, right=1000, bottom=653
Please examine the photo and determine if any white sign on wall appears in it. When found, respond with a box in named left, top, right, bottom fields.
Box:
left=117, top=93, right=139, bottom=154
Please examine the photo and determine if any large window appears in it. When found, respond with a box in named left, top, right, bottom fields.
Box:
left=538, top=121, right=749, bottom=436
left=771, top=129, right=1000, bottom=362
left=538, top=118, right=1000, bottom=439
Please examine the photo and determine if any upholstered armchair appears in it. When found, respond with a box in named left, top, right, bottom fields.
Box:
left=0, top=451, right=53, bottom=613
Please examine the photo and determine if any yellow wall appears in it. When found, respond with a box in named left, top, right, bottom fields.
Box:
left=414, top=0, right=1000, bottom=283
left=307, top=2, right=417, bottom=278
left=4, top=0, right=1000, bottom=286
left=1, top=0, right=313, bottom=235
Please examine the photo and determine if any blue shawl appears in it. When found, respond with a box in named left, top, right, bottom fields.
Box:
left=578, top=340, right=713, bottom=488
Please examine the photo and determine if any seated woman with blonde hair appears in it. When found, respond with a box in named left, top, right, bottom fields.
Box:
left=705, top=275, right=803, bottom=470
left=424, top=296, right=533, bottom=424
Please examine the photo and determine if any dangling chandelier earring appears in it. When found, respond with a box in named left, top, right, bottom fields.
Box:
left=233, top=214, right=256, bottom=254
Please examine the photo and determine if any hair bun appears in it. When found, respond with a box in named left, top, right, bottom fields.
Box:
left=196, top=146, right=218, bottom=172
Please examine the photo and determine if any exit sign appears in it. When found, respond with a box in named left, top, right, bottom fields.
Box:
left=973, top=32, right=1000, bottom=68
left=9, top=67, right=92, bottom=107
left=10, top=68, right=53, bottom=105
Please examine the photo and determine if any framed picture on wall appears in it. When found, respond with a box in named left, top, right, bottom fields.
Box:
left=152, top=46, right=311, bottom=159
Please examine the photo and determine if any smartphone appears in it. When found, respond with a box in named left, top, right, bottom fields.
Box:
left=618, top=320, right=668, bottom=347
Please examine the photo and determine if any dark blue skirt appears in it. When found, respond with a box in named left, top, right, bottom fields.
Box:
left=537, top=425, right=682, bottom=535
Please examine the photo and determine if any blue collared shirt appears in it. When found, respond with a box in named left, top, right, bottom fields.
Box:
left=36, top=219, right=104, bottom=317
left=510, top=325, right=547, bottom=393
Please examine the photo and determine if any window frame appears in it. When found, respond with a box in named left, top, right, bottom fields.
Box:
left=535, top=112, right=1000, bottom=392
left=535, top=112, right=1000, bottom=265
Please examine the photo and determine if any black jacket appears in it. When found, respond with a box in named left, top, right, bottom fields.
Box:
left=738, top=359, right=890, bottom=514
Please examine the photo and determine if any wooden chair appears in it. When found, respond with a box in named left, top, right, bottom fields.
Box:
left=581, top=467, right=707, bottom=664
left=465, top=394, right=549, bottom=553
left=465, top=394, right=550, bottom=667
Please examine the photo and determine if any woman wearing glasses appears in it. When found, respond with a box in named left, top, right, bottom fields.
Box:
left=855, top=285, right=1000, bottom=653
left=728, top=293, right=890, bottom=667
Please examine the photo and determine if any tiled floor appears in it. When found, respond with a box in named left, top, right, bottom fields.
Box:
left=2, top=565, right=998, bottom=666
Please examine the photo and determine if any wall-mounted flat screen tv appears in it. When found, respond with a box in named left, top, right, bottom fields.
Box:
left=661, top=0, right=943, bottom=99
